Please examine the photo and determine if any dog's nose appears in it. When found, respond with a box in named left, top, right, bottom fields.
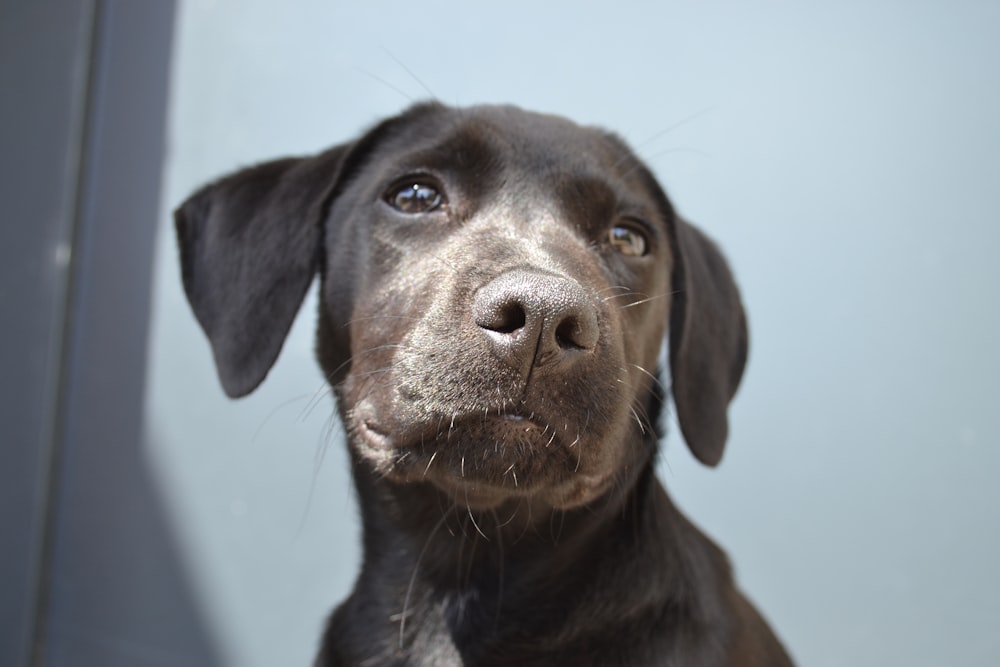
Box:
left=472, top=270, right=599, bottom=370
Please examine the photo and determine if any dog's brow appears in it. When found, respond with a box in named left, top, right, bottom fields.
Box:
left=553, top=176, right=618, bottom=230
left=415, top=126, right=498, bottom=169
left=388, top=126, right=504, bottom=201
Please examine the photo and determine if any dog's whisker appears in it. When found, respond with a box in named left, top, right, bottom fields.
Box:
left=619, top=106, right=713, bottom=167
left=597, top=285, right=634, bottom=297
left=383, top=48, right=439, bottom=101
left=390, top=450, right=412, bottom=472
left=354, top=66, right=416, bottom=103
left=550, top=508, right=567, bottom=545
left=398, top=511, right=451, bottom=648
left=516, top=498, right=535, bottom=545
left=291, top=415, right=339, bottom=543
left=352, top=370, right=398, bottom=406
left=495, top=504, right=519, bottom=528
left=319, top=341, right=412, bottom=384
left=422, top=450, right=438, bottom=478
left=630, top=406, right=647, bottom=436
left=462, top=526, right=479, bottom=585
left=249, top=393, right=312, bottom=443
left=491, top=508, right=506, bottom=631
left=629, top=363, right=666, bottom=393
left=619, top=292, right=673, bottom=310
left=342, top=316, right=419, bottom=329
left=575, top=410, right=592, bottom=473
left=635, top=145, right=712, bottom=172
left=467, top=506, right=489, bottom=540
left=300, top=381, right=335, bottom=421
left=601, top=290, right=647, bottom=303
left=355, top=366, right=395, bottom=380
left=426, top=250, right=462, bottom=275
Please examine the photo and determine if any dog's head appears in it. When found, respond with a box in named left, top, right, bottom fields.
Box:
left=176, top=103, right=747, bottom=513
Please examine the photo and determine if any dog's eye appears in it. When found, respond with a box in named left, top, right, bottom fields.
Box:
left=386, top=182, right=444, bottom=214
left=608, top=223, right=648, bottom=257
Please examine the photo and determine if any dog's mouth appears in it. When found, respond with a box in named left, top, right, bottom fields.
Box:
left=355, top=409, right=576, bottom=473
left=351, top=402, right=614, bottom=510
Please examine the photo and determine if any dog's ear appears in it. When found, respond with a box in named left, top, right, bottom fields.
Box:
left=668, top=218, right=748, bottom=467
left=174, top=145, right=349, bottom=398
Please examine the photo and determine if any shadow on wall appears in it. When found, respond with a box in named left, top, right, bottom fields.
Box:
left=2, top=2, right=223, bottom=665
left=43, top=438, right=223, bottom=667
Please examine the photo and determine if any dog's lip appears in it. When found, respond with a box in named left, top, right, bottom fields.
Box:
left=357, top=417, right=396, bottom=450
left=352, top=399, right=402, bottom=452
left=448, top=410, right=554, bottom=442
left=493, top=412, right=552, bottom=440
left=352, top=406, right=562, bottom=466
left=351, top=405, right=615, bottom=510
left=359, top=411, right=546, bottom=448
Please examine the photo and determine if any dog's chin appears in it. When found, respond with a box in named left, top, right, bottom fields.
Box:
left=351, top=408, right=621, bottom=512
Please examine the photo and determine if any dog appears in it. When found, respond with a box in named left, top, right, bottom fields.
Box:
left=175, top=103, right=793, bottom=666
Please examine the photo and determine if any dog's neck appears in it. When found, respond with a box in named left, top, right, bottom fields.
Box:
left=341, top=445, right=734, bottom=662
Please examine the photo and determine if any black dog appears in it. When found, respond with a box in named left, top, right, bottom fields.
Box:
left=176, top=103, right=793, bottom=666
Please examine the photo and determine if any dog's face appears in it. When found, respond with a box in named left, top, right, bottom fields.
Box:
left=326, top=106, right=672, bottom=511
left=176, top=103, right=747, bottom=517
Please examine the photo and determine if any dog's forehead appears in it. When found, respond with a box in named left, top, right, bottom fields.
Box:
left=358, top=104, right=667, bottom=226
left=412, top=104, right=625, bottom=172
left=460, top=105, right=614, bottom=152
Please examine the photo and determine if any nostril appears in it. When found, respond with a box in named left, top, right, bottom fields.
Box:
left=476, top=299, right=528, bottom=335
left=473, top=270, right=600, bottom=369
left=487, top=302, right=527, bottom=335
left=554, top=306, right=599, bottom=352
left=555, top=316, right=585, bottom=350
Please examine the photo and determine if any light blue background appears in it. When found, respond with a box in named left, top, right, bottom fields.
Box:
left=147, top=1, right=1000, bottom=664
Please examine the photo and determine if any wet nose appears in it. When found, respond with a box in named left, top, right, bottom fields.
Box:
left=472, top=270, right=599, bottom=371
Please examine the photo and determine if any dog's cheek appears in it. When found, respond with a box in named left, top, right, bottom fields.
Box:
left=582, top=317, right=641, bottom=470
left=614, top=256, right=672, bottom=397
left=391, top=310, right=521, bottom=420
left=317, top=195, right=386, bottom=385
left=627, top=303, right=669, bottom=392
left=341, top=244, right=460, bottom=426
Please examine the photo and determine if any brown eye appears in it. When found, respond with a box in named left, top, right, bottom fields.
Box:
left=608, top=224, right=648, bottom=257
left=386, top=182, right=444, bottom=214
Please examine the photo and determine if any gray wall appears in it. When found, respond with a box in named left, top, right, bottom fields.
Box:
left=155, top=1, right=1000, bottom=664
left=4, top=0, right=999, bottom=665
left=1, top=2, right=217, bottom=666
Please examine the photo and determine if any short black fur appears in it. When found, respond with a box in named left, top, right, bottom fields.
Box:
left=175, top=103, right=792, bottom=666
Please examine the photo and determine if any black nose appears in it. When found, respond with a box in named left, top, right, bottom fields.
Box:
left=472, top=270, right=599, bottom=371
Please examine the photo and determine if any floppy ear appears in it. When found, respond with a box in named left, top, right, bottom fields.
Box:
left=174, top=145, right=350, bottom=398
left=668, top=218, right=749, bottom=467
